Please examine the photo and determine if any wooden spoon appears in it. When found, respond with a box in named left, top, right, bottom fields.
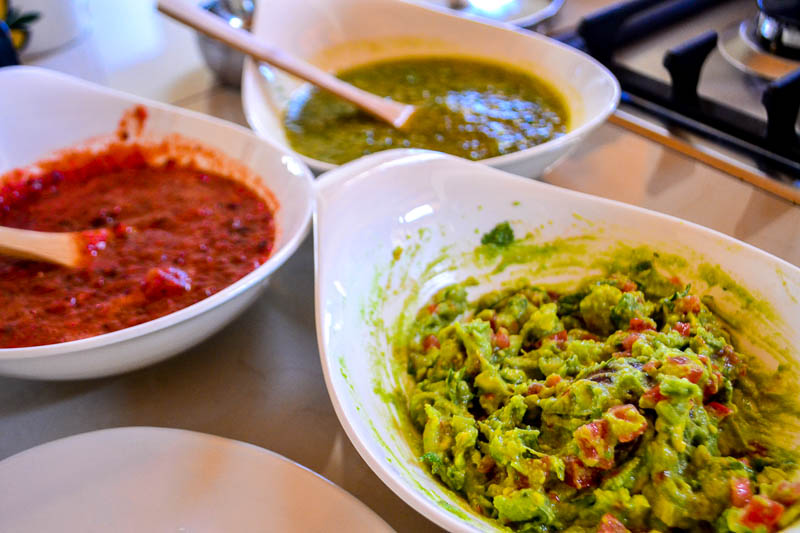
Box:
left=157, top=0, right=418, bottom=129
left=0, top=226, right=84, bottom=268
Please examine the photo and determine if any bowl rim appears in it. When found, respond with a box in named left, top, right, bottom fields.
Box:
left=242, top=0, right=621, bottom=173
left=0, top=66, right=316, bottom=360
left=313, top=150, right=800, bottom=533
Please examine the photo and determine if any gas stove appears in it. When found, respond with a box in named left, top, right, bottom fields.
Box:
left=544, top=0, right=800, bottom=201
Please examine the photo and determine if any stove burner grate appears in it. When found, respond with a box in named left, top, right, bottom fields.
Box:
left=556, top=0, right=800, bottom=181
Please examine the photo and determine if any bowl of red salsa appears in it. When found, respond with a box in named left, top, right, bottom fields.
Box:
left=0, top=67, right=315, bottom=379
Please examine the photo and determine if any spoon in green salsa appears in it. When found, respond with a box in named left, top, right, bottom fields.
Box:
left=157, top=0, right=418, bottom=130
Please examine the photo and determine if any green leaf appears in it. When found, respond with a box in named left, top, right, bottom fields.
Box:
left=12, top=12, right=40, bottom=26
left=481, top=221, right=514, bottom=247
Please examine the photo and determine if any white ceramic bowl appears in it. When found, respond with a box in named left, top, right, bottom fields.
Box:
left=314, top=150, right=800, bottom=533
left=0, top=66, right=315, bottom=380
left=242, top=0, right=619, bottom=177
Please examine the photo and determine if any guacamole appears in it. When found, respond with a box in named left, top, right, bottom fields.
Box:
left=284, top=57, right=568, bottom=164
left=400, top=224, right=800, bottom=532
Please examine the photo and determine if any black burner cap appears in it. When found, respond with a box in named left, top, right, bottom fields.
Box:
left=758, top=0, right=800, bottom=26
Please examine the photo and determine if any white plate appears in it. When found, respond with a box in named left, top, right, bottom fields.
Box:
left=0, top=427, right=395, bottom=533
left=242, top=0, right=618, bottom=177
left=0, top=67, right=315, bottom=380
left=313, top=149, right=800, bottom=532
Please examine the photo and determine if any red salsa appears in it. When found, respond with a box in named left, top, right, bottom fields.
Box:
left=0, top=148, right=276, bottom=348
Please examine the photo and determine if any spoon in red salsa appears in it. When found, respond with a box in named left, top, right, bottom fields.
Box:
left=0, top=148, right=277, bottom=348
left=0, top=225, right=107, bottom=268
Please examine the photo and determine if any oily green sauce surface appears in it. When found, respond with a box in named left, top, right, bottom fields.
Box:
left=284, top=57, right=569, bottom=164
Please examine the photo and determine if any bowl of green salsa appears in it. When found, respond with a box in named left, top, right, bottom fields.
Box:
left=314, top=151, right=800, bottom=533
left=242, top=0, right=619, bottom=177
left=284, top=56, right=569, bottom=165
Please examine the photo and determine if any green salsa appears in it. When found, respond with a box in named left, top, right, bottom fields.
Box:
left=284, top=57, right=568, bottom=164
left=399, top=223, right=800, bottom=533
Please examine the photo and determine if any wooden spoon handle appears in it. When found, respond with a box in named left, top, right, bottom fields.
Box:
left=0, top=226, right=82, bottom=268
left=157, top=0, right=415, bottom=128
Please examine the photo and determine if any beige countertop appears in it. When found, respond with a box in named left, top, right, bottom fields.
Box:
left=2, top=2, right=798, bottom=532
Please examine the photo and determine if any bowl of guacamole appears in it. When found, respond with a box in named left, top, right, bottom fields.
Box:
left=242, top=0, right=619, bottom=177
left=402, top=240, right=800, bottom=532
left=314, top=151, right=800, bottom=533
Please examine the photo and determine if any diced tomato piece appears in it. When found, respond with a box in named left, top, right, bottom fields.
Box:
left=749, top=441, right=769, bottom=457
left=606, top=404, right=648, bottom=442
left=669, top=275, right=683, bottom=287
left=674, top=321, right=691, bottom=336
left=706, top=402, right=733, bottom=418
left=620, top=281, right=637, bottom=293
left=642, top=360, right=661, bottom=373
left=527, top=383, right=544, bottom=396
left=539, top=455, right=553, bottom=476
left=598, top=513, right=630, bottom=533
left=545, top=374, right=562, bottom=387
left=579, top=419, right=609, bottom=445
left=667, top=355, right=704, bottom=383
left=564, top=456, right=598, bottom=489
left=142, top=267, right=192, bottom=300
left=476, top=455, right=495, bottom=474
left=641, top=385, right=667, bottom=407
left=622, top=333, right=640, bottom=352
left=771, top=481, right=800, bottom=506
left=677, top=295, right=701, bottom=314
left=112, top=222, right=133, bottom=237
left=720, top=344, right=740, bottom=366
left=731, top=477, right=753, bottom=507
left=536, top=330, right=567, bottom=349
left=740, top=496, right=784, bottom=531
left=81, top=228, right=111, bottom=257
left=493, top=327, right=510, bottom=349
left=575, top=419, right=613, bottom=470
left=426, top=303, right=438, bottom=314
left=686, top=365, right=704, bottom=384
left=422, top=334, right=440, bottom=351
left=547, top=290, right=561, bottom=301
left=704, top=370, right=723, bottom=399
left=629, top=317, right=655, bottom=332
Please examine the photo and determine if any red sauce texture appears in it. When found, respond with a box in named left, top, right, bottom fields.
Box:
left=0, top=148, right=276, bottom=348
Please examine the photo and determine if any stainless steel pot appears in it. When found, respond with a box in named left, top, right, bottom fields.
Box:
left=195, top=0, right=253, bottom=87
